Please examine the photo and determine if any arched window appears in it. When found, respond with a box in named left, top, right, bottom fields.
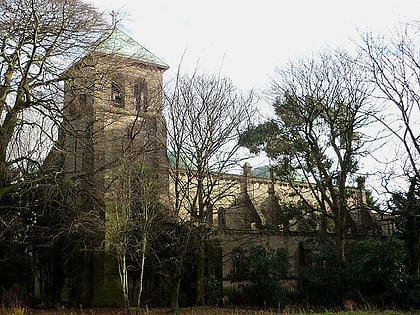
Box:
left=111, top=80, right=125, bottom=108
left=217, top=207, right=226, bottom=227
left=134, top=79, right=148, bottom=111
left=231, top=248, right=245, bottom=275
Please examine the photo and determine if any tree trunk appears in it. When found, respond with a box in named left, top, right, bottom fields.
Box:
left=33, top=254, right=42, bottom=301
left=406, top=212, right=420, bottom=275
left=335, top=221, right=346, bottom=267
left=136, top=237, right=147, bottom=311
left=406, top=179, right=420, bottom=275
left=414, top=240, right=420, bottom=275
left=118, top=255, right=130, bottom=311
left=169, top=278, right=181, bottom=313
left=195, top=238, right=205, bottom=306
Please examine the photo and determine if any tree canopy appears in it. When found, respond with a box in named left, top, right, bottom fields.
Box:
left=240, top=49, right=376, bottom=265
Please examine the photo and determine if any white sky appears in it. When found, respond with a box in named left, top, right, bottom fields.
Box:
left=89, top=0, right=420, bottom=91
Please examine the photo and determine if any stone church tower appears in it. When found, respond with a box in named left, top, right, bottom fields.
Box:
left=62, top=28, right=169, bottom=204
left=59, top=28, right=169, bottom=305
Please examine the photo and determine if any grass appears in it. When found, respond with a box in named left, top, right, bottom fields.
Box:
left=141, top=308, right=419, bottom=315
left=0, top=307, right=25, bottom=315
left=2, top=307, right=418, bottom=315
left=115, top=307, right=418, bottom=315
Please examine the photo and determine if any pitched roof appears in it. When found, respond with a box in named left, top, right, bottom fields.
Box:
left=95, top=28, right=169, bottom=70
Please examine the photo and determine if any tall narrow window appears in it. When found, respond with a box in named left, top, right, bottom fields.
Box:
left=218, top=207, right=226, bottom=227
left=134, top=79, right=148, bottom=111
left=111, top=80, right=124, bottom=108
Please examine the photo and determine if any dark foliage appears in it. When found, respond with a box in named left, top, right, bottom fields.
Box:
left=391, top=177, right=420, bottom=276
left=229, top=246, right=288, bottom=308
left=298, top=242, right=344, bottom=308
left=0, top=254, right=33, bottom=304
left=345, top=237, right=408, bottom=307
left=298, top=237, right=418, bottom=309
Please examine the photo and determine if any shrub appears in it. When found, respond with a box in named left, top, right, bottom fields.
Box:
left=204, top=275, right=221, bottom=306
left=299, top=238, right=412, bottom=309
left=405, top=274, right=420, bottom=309
left=298, top=242, right=344, bottom=308
left=0, top=255, right=32, bottom=305
left=345, top=237, right=408, bottom=307
left=229, top=246, right=288, bottom=308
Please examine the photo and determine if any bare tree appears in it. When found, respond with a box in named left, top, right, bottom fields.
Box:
left=359, top=25, right=420, bottom=188
left=105, top=159, right=134, bottom=310
left=0, top=0, right=171, bottom=305
left=359, top=25, right=420, bottom=275
left=0, top=0, right=114, bottom=304
left=0, top=0, right=109, bottom=248
left=165, top=70, right=256, bottom=305
left=152, top=219, right=194, bottom=313
left=130, top=166, right=163, bottom=312
left=240, top=49, right=376, bottom=266
left=0, top=0, right=107, bottom=199
left=105, top=144, right=166, bottom=311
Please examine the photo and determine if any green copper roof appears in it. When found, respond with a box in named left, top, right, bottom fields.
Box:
left=95, top=28, right=169, bottom=70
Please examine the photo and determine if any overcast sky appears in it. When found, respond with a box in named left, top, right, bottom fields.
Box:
left=89, top=0, right=420, bottom=91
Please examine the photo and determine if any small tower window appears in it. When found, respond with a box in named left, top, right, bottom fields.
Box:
left=111, top=80, right=124, bottom=108
left=134, top=79, right=148, bottom=111
left=218, top=207, right=226, bottom=227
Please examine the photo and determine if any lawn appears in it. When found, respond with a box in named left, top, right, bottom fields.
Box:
left=5, top=307, right=417, bottom=315
left=143, top=307, right=417, bottom=315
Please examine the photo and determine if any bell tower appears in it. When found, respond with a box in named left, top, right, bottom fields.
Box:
left=60, top=28, right=169, bottom=305
left=63, top=28, right=169, bottom=206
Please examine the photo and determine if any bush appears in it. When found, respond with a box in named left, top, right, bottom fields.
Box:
left=204, top=275, right=221, bottom=306
left=405, top=274, right=420, bottom=309
left=345, top=237, right=408, bottom=307
left=0, top=255, right=32, bottom=305
left=298, top=242, right=344, bottom=308
left=229, top=246, right=288, bottom=308
left=299, top=238, right=412, bottom=309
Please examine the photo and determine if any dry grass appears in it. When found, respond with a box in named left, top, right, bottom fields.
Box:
left=4, top=307, right=416, bottom=315
left=0, top=307, right=25, bottom=315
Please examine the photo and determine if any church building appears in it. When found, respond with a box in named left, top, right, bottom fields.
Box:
left=55, top=28, right=386, bottom=306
